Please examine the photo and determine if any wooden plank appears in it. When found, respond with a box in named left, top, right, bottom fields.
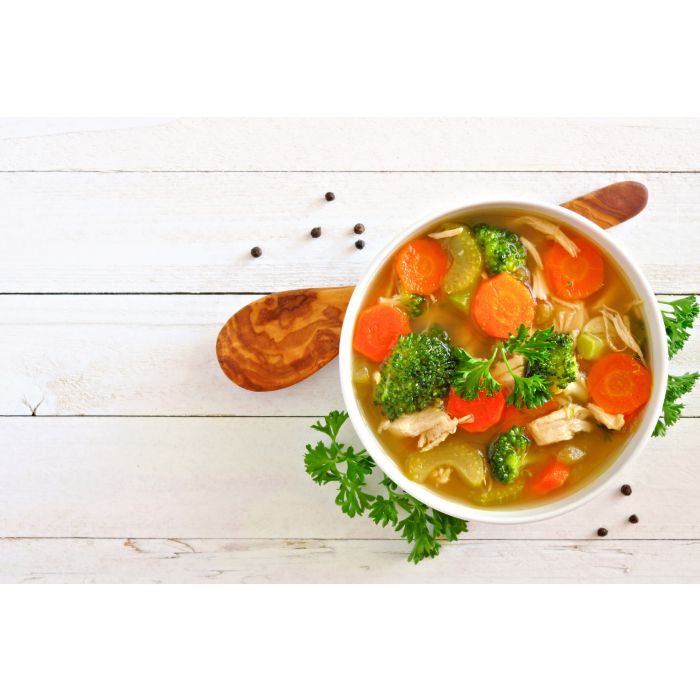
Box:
left=1, top=294, right=698, bottom=417
left=1, top=171, right=698, bottom=293
left=0, top=118, right=698, bottom=172
left=0, top=417, right=697, bottom=540
left=1, top=538, right=697, bottom=583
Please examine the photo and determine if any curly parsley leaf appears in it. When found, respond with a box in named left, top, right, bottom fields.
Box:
left=452, top=346, right=500, bottom=400
left=659, top=296, right=699, bottom=358
left=653, top=372, right=699, bottom=437
left=507, top=372, right=551, bottom=409
left=501, top=324, right=557, bottom=365
left=304, top=415, right=468, bottom=563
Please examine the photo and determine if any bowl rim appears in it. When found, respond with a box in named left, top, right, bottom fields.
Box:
left=338, top=198, right=668, bottom=524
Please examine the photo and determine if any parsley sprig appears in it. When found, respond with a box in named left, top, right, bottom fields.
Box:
left=304, top=411, right=468, bottom=563
left=660, top=296, right=699, bottom=358
left=654, top=295, right=699, bottom=437
left=653, top=372, right=699, bottom=437
left=452, top=325, right=556, bottom=409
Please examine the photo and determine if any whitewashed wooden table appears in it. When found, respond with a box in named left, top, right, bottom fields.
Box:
left=1, top=118, right=698, bottom=583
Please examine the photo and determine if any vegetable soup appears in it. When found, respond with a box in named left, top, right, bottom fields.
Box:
left=351, top=209, right=652, bottom=508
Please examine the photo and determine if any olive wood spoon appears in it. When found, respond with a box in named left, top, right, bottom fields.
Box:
left=216, top=180, right=648, bottom=391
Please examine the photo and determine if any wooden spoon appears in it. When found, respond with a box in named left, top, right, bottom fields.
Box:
left=216, top=181, right=648, bottom=391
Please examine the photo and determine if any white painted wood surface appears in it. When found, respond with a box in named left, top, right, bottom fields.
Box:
left=1, top=118, right=698, bottom=582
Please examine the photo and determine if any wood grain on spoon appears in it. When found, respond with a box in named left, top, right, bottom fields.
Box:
left=216, top=285, right=354, bottom=391
left=561, top=180, right=648, bottom=229
left=217, top=181, right=648, bottom=391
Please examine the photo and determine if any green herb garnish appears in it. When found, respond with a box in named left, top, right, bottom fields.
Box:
left=452, top=324, right=568, bottom=409
left=451, top=346, right=501, bottom=399
left=652, top=295, right=698, bottom=437
left=653, top=372, right=699, bottom=437
left=304, top=411, right=468, bottom=563
left=659, top=296, right=699, bottom=358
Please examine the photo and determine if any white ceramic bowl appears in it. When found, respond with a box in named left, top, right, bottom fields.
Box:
left=339, top=199, right=668, bottom=524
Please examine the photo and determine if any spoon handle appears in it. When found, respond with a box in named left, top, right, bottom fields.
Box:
left=217, top=181, right=648, bottom=391
left=561, top=180, right=647, bottom=229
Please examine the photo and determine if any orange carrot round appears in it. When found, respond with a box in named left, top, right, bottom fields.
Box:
left=471, top=273, right=535, bottom=338
left=588, top=353, right=651, bottom=414
left=445, top=387, right=505, bottom=433
left=543, top=235, right=604, bottom=300
left=395, top=239, right=449, bottom=295
left=528, top=459, right=570, bottom=495
left=352, top=304, right=410, bottom=362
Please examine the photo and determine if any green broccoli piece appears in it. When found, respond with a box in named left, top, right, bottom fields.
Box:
left=400, top=294, right=425, bottom=319
left=529, top=331, right=578, bottom=389
left=374, top=333, right=455, bottom=420
left=380, top=293, right=425, bottom=318
left=487, top=427, right=530, bottom=484
left=472, top=223, right=526, bottom=275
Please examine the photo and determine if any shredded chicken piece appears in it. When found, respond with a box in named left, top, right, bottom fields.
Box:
left=563, top=374, right=589, bottom=403
left=531, top=267, right=550, bottom=301
left=378, top=407, right=467, bottom=452
left=520, top=237, right=543, bottom=269
left=587, top=402, right=625, bottom=431
left=428, top=226, right=464, bottom=240
left=372, top=371, right=381, bottom=385
left=528, top=404, right=594, bottom=446
left=600, top=305, right=646, bottom=364
left=514, top=215, right=579, bottom=257
left=553, top=297, right=588, bottom=334
left=490, top=353, right=525, bottom=392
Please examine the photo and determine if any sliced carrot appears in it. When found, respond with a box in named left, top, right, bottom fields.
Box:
left=528, top=459, right=570, bottom=495
left=588, top=353, right=651, bottom=414
left=499, top=400, right=559, bottom=432
left=543, top=235, right=604, bottom=300
left=445, top=387, right=505, bottom=433
left=471, top=273, right=535, bottom=339
left=395, top=239, right=449, bottom=295
left=353, top=304, right=410, bottom=362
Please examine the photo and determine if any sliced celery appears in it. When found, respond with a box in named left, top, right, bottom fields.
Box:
left=577, top=331, right=605, bottom=361
left=441, top=227, right=483, bottom=296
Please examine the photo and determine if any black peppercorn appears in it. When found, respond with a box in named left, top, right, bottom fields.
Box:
left=597, top=527, right=608, bottom=537
left=324, top=192, right=335, bottom=201
left=354, top=223, right=365, bottom=234
left=310, top=227, right=322, bottom=238
left=250, top=246, right=262, bottom=258
left=355, top=240, right=365, bottom=250
left=621, top=484, right=632, bottom=496
left=629, top=514, right=639, bottom=524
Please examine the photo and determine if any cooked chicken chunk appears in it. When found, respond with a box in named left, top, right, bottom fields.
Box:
left=528, top=404, right=594, bottom=446
left=553, top=298, right=588, bottom=335
left=561, top=374, right=589, bottom=403
left=490, top=353, right=525, bottom=393
left=587, top=402, right=625, bottom=431
left=379, top=407, right=470, bottom=452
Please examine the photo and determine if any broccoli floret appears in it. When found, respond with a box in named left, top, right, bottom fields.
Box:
left=374, top=333, right=455, bottom=420
left=472, top=223, right=526, bottom=275
left=380, top=293, right=425, bottom=318
left=488, top=427, right=530, bottom=484
left=421, top=324, right=450, bottom=343
left=529, top=331, right=578, bottom=389
left=400, top=294, right=425, bottom=319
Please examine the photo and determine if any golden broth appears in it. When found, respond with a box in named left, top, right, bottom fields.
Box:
left=352, top=208, right=650, bottom=509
